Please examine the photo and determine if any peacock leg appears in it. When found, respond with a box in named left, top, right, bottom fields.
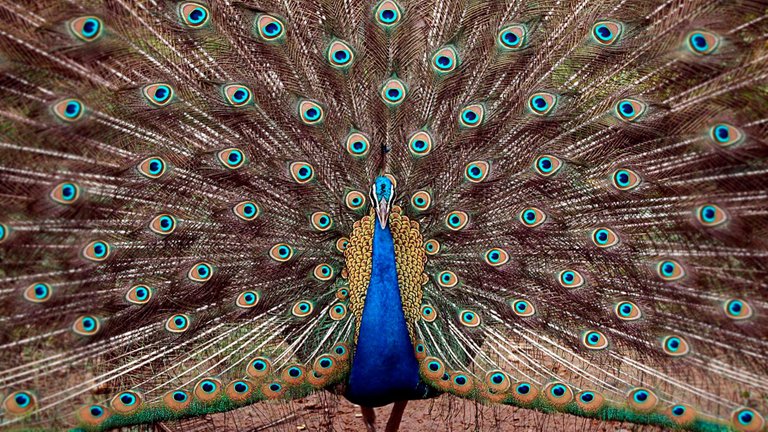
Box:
left=384, top=400, right=408, bottom=432
left=361, top=405, right=376, bottom=432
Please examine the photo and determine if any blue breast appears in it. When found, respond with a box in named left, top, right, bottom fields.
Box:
left=345, top=222, right=423, bottom=407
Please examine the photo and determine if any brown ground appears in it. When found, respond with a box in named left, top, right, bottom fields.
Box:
left=155, top=393, right=665, bottom=431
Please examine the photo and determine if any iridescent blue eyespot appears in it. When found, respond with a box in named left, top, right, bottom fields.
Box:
left=686, top=31, right=720, bottom=55
left=70, top=17, right=104, bottom=42
left=173, top=391, right=187, bottom=402
left=498, top=25, right=526, bottom=50
left=375, top=1, right=402, bottom=28
left=179, top=2, right=209, bottom=27
left=256, top=14, right=285, bottom=41
left=534, top=155, right=562, bottom=177
left=591, top=21, right=622, bottom=45
left=432, top=46, right=459, bottom=74
left=52, top=99, right=85, bottom=122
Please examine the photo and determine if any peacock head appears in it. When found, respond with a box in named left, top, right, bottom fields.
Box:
left=371, top=176, right=395, bottom=229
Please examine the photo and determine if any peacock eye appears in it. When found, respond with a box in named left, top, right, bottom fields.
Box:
left=165, top=314, right=190, bottom=333
left=686, top=30, right=720, bottom=56
left=0, top=223, right=8, bottom=244
left=534, top=155, right=562, bottom=177
left=290, top=161, right=315, bottom=183
left=313, top=263, right=334, bottom=281
left=420, top=304, right=438, bottom=322
left=126, top=284, right=152, bottom=305
left=256, top=14, right=285, bottom=41
left=576, top=391, right=605, bottom=412
left=179, top=2, right=210, bottom=27
left=69, top=16, right=104, bottom=42
left=233, top=200, right=260, bottom=221
left=628, top=388, right=658, bottom=411
left=52, top=98, right=84, bottom=122
left=411, top=190, right=432, bottom=211
left=484, top=248, right=509, bottom=266
left=236, top=290, right=260, bottom=308
left=247, top=357, right=273, bottom=378
left=445, top=211, right=469, bottom=231
left=582, top=330, right=608, bottom=350
left=408, top=131, right=433, bottom=157
left=615, top=301, right=642, bottom=320
left=510, top=299, right=535, bottom=317
left=528, top=92, right=558, bottom=116
left=328, top=40, right=355, bottom=68
left=345, top=190, right=366, bottom=210
left=723, top=298, right=753, bottom=320
left=611, top=168, right=641, bottom=190
left=459, top=104, right=484, bottom=128
left=458, top=309, right=480, bottom=327
left=591, top=227, right=619, bottom=248
left=335, top=237, right=349, bottom=253
left=110, top=391, right=143, bottom=414
left=615, top=98, right=647, bottom=122
left=709, top=123, right=744, bottom=147
left=163, top=389, right=191, bottom=411
left=731, top=408, right=764, bottom=430
left=143, top=83, right=175, bottom=107
left=558, top=269, right=585, bottom=288
left=24, top=282, right=52, bottom=303
left=149, top=214, right=177, bottom=235
left=311, top=211, right=333, bottom=231
left=661, top=335, right=690, bottom=356
left=437, top=270, right=458, bottom=288
left=519, top=207, right=547, bottom=227
left=497, top=25, right=526, bottom=50
left=82, top=240, right=111, bottom=262
left=424, top=239, right=440, bottom=255
left=591, top=21, right=622, bottom=45
left=73, top=315, right=101, bottom=336
left=292, top=300, right=314, bottom=317
left=188, top=262, right=213, bottom=282
left=344, top=132, right=370, bottom=157
left=546, top=383, right=573, bottom=405
left=50, top=181, right=81, bottom=204
left=696, top=204, right=727, bottom=227
left=375, top=0, right=402, bottom=28
left=465, top=161, right=490, bottom=183
left=78, top=403, right=110, bottom=425
left=3, top=391, right=37, bottom=415
left=223, top=84, right=253, bottom=106
left=329, top=303, right=347, bottom=320
left=298, top=100, right=325, bottom=125
left=656, top=258, right=685, bottom=281
left=269, top=243, right=294, bottom=262
left=217, top=148, right=246, bottom=169
left=138, top=156, right=168, bottom=179
left=381, top=77, right=407, bottom=106
left=432, top=46, right=459, bottom=74
left=194, top=378, right=222, bottom=402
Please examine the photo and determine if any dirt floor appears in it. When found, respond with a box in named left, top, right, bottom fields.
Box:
left=156, top=393, right=666, bottom=431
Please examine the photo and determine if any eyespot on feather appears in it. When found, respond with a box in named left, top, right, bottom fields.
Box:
left=233, top=200, right=260, bottom=221
left=163, top=390, right=191, bottom=411
left=143, top=83, right=175, bottom=107
left=179, top=2, right=210, bottom=28
left=50, top=181, right=81, bottom=205
left=52, top=98, right=85, bottom=122
left=269, top=244, right=294, bottom=262
left=69, top=16, right=104, bottom=42
left=188, top=262, right=213, bottom=282
left=24, top=282, right=53, bottom=303
left=290, top=161, right=315, bottom=183
left=82, top=240, right=111, bottom=262
left=375, top=0, right=403, bottom=28
left=498, top=25, right=526, bottom=50
left=137, top=156, right=167, bottom=179
left=165, top=314, right=190, bottom=333
left=408, top=131, right=433, bottom=157
left=193, top=378, right=222, bottom=402
left=459, top=104, right=484, bottom=128
left=110, top=391, right=142, bottom=414
left=256, top=14, right=285, bottom=41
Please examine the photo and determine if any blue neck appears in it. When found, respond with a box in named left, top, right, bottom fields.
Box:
left=345, top=222, right=421, bottom=407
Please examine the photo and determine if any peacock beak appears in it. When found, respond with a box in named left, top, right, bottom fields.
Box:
left=376, top=198, right=389, bottom=229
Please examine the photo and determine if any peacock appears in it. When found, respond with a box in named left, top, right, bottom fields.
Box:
left=0, top=0, right=767, bottom=430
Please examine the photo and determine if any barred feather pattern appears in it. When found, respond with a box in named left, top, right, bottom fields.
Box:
left=0, top=0, right=767, bottom=430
